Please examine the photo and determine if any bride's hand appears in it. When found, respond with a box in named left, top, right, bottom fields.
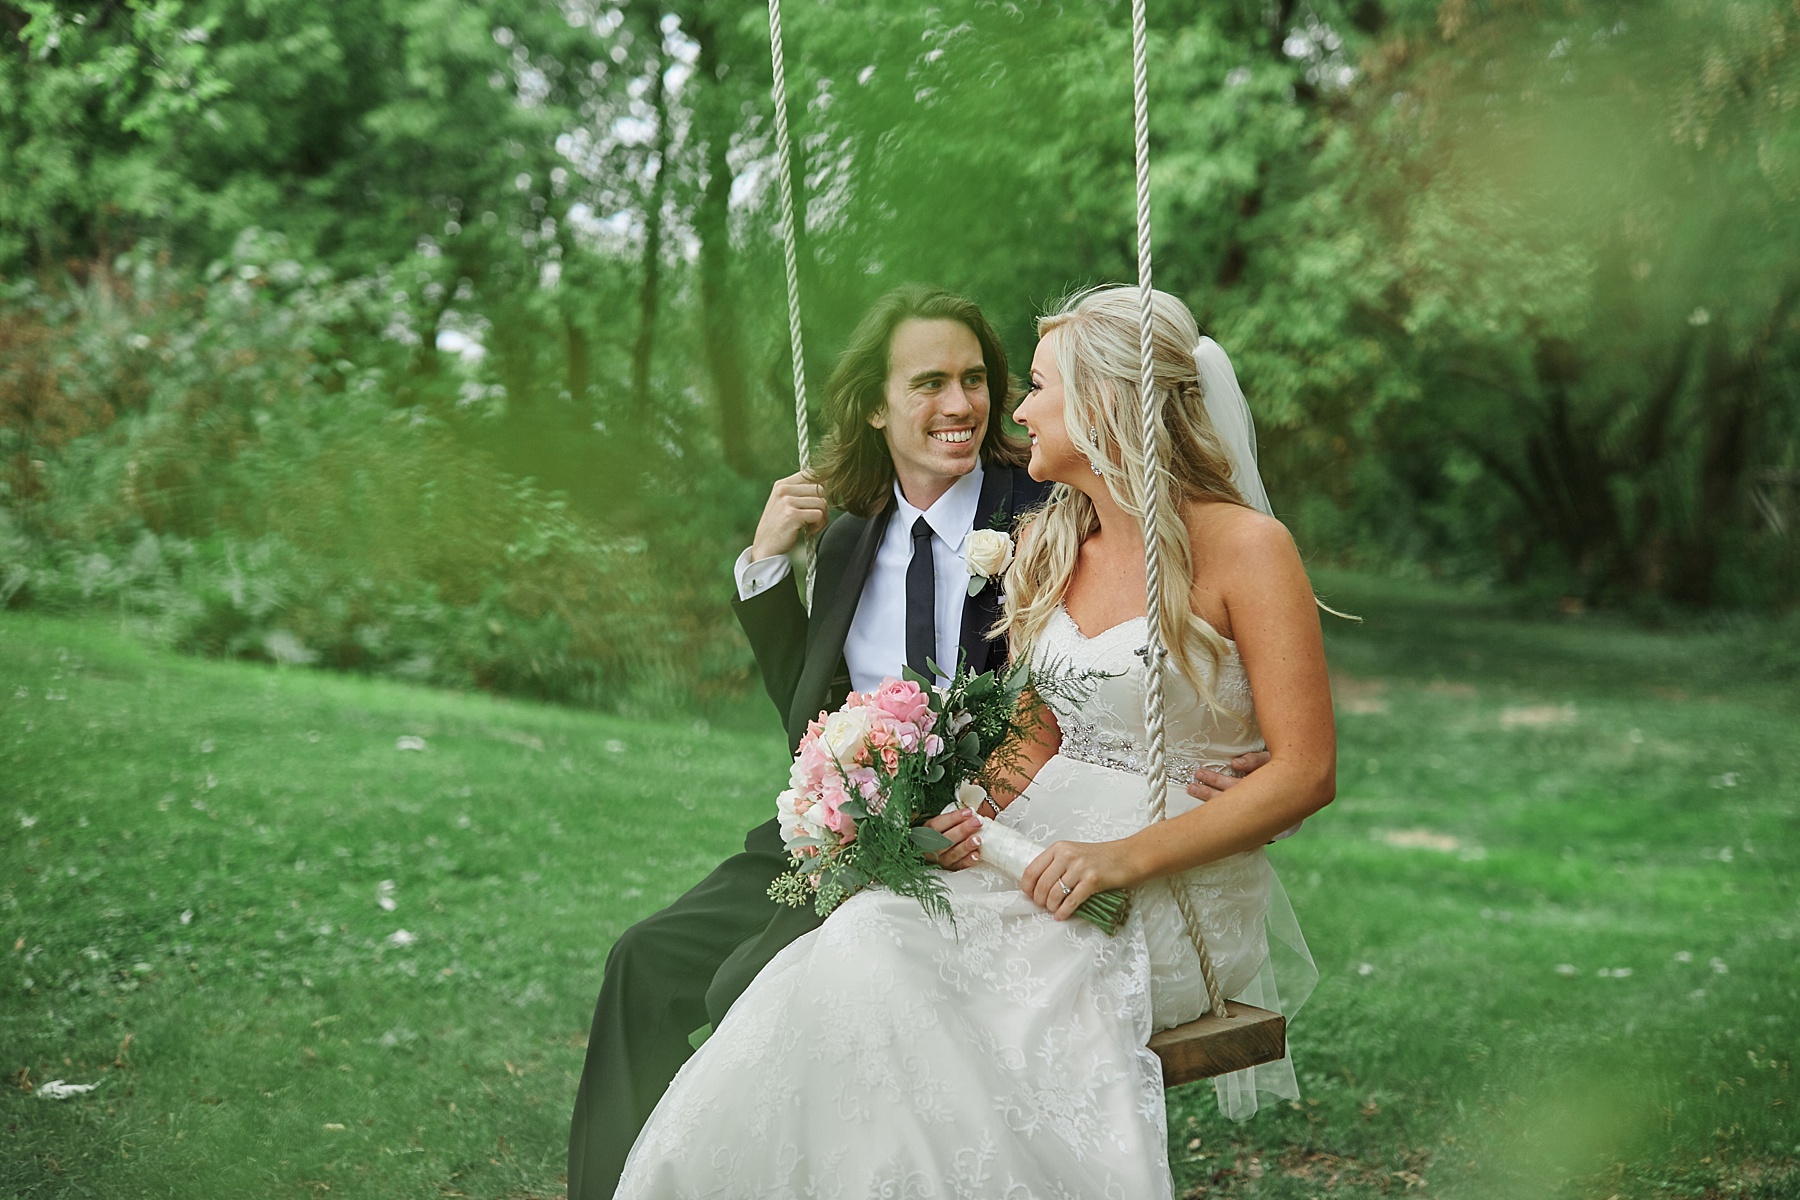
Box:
left=1021, top=839, right=1142, bottom=921
left=923, top=807, right=983, bottom=871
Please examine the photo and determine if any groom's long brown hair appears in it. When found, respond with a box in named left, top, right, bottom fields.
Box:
left=810, top=284, right=1029, bottom=518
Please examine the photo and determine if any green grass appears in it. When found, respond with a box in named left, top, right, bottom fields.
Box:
left=4, top=573, right=1796, bottom=1198
left=1, top=612, right=790, bottom=1197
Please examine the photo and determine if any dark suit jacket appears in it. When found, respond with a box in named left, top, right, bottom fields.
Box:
left=732, top=464, right=1052, bottom=753
left=702, top=465, right=1050, bottom=1026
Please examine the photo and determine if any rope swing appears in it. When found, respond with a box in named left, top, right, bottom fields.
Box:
left=766, top=0, right=816, bottom=607
left=1125, top=0, right=1230, bottom=1024
left=766, top=0, right=809, bottom=473
left=1123, top=0, right=1288, bottom=1086
left=763, top=0, right=1284, bottom=1085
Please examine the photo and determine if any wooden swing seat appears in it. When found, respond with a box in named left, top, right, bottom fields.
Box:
left=1151, top=1001, right=1285, bottom=1087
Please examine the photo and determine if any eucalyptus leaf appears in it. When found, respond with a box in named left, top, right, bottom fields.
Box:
left=909, top=827, right=953, bottom=852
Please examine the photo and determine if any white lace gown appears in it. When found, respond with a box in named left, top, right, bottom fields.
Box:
left=614, top=609, right=1315, bottom=1200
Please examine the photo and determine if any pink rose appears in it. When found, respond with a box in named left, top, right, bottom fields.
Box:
left=869, top=679, right=934, bottom=731
left=847, top=765, right=880, bottom=801
left=816, top=774, right=858, bottom=841
left=791, top=734, right=834, bottom=794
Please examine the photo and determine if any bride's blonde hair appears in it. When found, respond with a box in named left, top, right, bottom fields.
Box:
left=1001, top=285, right=1249, bottom=712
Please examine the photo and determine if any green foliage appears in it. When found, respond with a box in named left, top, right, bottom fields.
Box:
left=757, top=0, right=1800, bottom=607
left=1234, top=0, right=1800, bottom=607
left=2, top=0, right=599, bottom=273
left=3, top=0, right=1798, bottom=733
left=1, top=239, right=755, bottom=713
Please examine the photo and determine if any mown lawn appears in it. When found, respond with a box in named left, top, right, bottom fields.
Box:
left=3, top=573, right=1795, bottom=1198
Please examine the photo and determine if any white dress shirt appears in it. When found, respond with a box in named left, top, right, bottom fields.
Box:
left=735, top=463, right=985, bottom=693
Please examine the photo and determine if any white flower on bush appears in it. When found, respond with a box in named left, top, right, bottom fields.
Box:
left=963, top=529, right=1014, bottom=595
left=819, top=707, right=873, bottom=766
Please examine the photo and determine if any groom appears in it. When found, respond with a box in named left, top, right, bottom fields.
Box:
left=566, top=284, right=1258, bottom=1198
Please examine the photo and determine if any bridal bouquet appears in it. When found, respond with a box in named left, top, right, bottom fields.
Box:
left=768, top=661, right=1131, bottom=933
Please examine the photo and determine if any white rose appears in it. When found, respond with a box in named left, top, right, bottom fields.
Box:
left=819, top=706, right=873, bottom=766
left=964, top=529, right=1015, bottom=579
left=776, top=788, right=805, bottom=841
left=798, top=801, right=833, bottom=843
left=778, top=788, right=833, bottom=844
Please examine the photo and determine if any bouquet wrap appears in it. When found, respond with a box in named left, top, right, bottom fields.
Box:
left=969, top=815, right=1045, bottom=880
left=969, top=812, right=1131, bottom=934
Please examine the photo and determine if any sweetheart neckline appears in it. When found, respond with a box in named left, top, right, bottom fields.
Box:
left=1053, top=604, right=1237, bottom=647
left=1054, top=605, right=1145, bottom=644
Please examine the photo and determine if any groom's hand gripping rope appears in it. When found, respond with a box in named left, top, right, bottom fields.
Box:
left=751, top=471, right=829, bottom=562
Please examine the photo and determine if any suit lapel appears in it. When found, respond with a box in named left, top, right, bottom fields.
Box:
left=788, top=505, right=890, bottom=740
left=958, top=467, right=1014, bottom=676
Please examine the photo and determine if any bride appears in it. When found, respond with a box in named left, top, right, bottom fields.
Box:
left=613, top=285, right=1335, bottom=1199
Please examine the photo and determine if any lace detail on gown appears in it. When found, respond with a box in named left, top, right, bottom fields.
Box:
left=612, top=607, right=1315, bottom=1199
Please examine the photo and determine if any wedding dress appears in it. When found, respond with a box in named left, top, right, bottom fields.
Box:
left=614, top=606, right=1315, bottom=1199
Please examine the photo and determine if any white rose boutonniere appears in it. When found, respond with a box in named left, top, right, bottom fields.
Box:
left=963, top=528, right=1015, bottom=596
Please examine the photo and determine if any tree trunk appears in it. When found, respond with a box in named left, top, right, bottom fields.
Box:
left=1669, top=346, right=1753, bottom=606
left=1522, top=341, right=1626, bottom=595
left=1666, top=285, right=1797, bottom=606
left=1266, top=0, right=1297, bottom=61
left=1214, top=182, right=1263, bottom=289
left=1625, top=331, right=1698, bottom=594
left=566, top=313, right=590, bottom=403
left=631, top=41, right=672, bottom=416
left=691, top=15, right=755, bottom=477
left=416, top=303, right=442, bottom=380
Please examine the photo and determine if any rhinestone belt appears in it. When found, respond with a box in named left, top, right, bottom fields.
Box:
left=1058, top=716, right=1216, bottom=785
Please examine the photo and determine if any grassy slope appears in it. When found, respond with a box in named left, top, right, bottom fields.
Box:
left=3, top=573, right=1795, bottom=1198
left=2, top=613, right=790, bottom=1197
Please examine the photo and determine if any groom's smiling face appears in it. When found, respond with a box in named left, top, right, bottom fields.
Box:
left=869, top=318, right=990, bottom=510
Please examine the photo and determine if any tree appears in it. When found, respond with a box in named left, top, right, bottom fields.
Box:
left=1325, top=0, right=1800, bottom=604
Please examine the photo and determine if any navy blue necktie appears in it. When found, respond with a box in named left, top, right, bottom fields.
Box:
left=905, top=516, right=936, bottom=680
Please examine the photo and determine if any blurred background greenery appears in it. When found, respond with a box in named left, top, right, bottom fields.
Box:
left=3, top=0, right=1798, bottom=710
left=3, top=6, right=1797, bottom=1197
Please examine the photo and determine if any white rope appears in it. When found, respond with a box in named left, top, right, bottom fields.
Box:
left=766, top=0, right=816, bottom=608
left=1128, top=0, right=1229, bottom=1020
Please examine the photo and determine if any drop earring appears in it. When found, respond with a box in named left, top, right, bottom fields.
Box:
left=1087, top=425, right=1103, bottom=475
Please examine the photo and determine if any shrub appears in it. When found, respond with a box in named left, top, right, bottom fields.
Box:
left=2, top=242, right=755, bottom=715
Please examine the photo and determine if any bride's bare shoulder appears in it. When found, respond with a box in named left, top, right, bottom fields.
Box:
left=1181, top=499, right=1297, bottom=572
